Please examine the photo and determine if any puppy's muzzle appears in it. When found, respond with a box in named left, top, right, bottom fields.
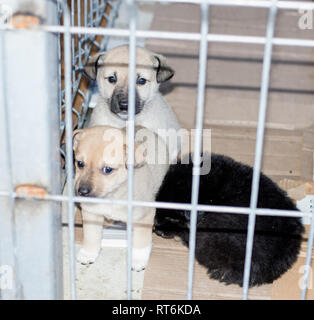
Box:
left=110, top=88, right=143, bottom=117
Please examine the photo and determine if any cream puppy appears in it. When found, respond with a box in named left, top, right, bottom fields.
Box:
left=73, top=125, right=169, bottom=271
left=84, top=45, right=181, bottom=160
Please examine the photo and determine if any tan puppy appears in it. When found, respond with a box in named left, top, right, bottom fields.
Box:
left=84, top=45, right=181, bottom=160
left=73, top=125, right=169, bottom=271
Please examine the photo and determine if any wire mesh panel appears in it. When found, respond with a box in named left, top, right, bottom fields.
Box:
left=58, top=0, right=121, bottom=159
left=0, top=0, right=313, bottom=300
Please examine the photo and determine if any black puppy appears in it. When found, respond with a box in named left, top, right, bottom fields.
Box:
left=154, top=153, right=304, bottom=287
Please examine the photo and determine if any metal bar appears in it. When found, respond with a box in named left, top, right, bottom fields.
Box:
left=3, top=25, right=314, bottom=48
left=88, top=3, right=108, bottom=14
left=187, top=1, right=209, bottom=300
left=126, top=0, right=137, bottom=301
left=78, top=0, right=82, bottom=67
left=57, top=5, right=63, bottom=127
left=137, top=0, right=314, bottom=10
left=96, top=0, right=99, bottom=22
left=90, top=0, right=94, bottom=27
left=84, top=0, right=88, bottom=52
left=71, top=0, right=76, bottom=92
left=301, top=211, right=314, bottom=299
left=0, top=191, right=308, bottom=219
left=58, top=0, right=76, bottom=300
left=242, top=0, right=277, bottom=300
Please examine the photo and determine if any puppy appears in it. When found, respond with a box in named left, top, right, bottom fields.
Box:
left=84, top=45, right=181, bottom=160
left=154, top=153, right=305, bottom=287
left=73, top=125, right=169, bottom=271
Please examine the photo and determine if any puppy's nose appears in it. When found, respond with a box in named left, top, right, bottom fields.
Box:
left=78, top=186, right=91, bottom=197
left=118, top=99, right=128, bottom=111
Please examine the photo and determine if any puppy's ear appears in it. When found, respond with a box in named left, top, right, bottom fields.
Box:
left=84, top=52, right=106, bottom=81
left=72, top=129, right=84, bottom=151
left=154, top=54, right=174, bottom=83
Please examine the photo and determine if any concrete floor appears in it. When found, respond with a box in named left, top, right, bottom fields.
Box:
left=62, top=226, right=144, bottom=300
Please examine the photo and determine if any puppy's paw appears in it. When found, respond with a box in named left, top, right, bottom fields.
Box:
left=131, top=245, right=152, bottom=272
left=77, top=248, right=99, bottom=265
left=154, top=228, right=175, bottom=239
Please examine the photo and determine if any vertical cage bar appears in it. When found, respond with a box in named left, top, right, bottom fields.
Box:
left=96, top=0, right=99, bottom=22
left=90, top=0, right=94, bottom=26
left=84, top=0, right=88, bottom=51
left=71, top=0, right=76, bottom=90
left=126, top=0, right=137, bottom=300
left=58, top=0, right=76, bottom=300
left=301, top=212, right=314, bottom=299
left=187, top=1, right=209, bottom=300
left=242, top=0, right=277, bottom=300
left=78, top=0, right=82, bottom=67
left=57, top=3, right=63, bottom=129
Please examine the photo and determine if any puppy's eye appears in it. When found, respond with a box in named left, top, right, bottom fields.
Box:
left=77, top=161, right=84, bottom=168
left=108, top=76, right=117, bottom=84
left=102, top=167, right=114, bottom=175
left=137, top=77, right=146, bottom=85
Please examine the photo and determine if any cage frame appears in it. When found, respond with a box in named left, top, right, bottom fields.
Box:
left=0, top=0, right=313, bottom=300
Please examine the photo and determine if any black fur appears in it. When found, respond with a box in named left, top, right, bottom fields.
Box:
left=154, top=153, right=305, bottom=287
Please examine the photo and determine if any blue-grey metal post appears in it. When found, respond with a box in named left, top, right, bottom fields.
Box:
left=0, top=0, right=63, bottom=299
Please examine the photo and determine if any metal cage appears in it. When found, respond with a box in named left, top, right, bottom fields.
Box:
left=0, top=0, right=314, bottom=300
